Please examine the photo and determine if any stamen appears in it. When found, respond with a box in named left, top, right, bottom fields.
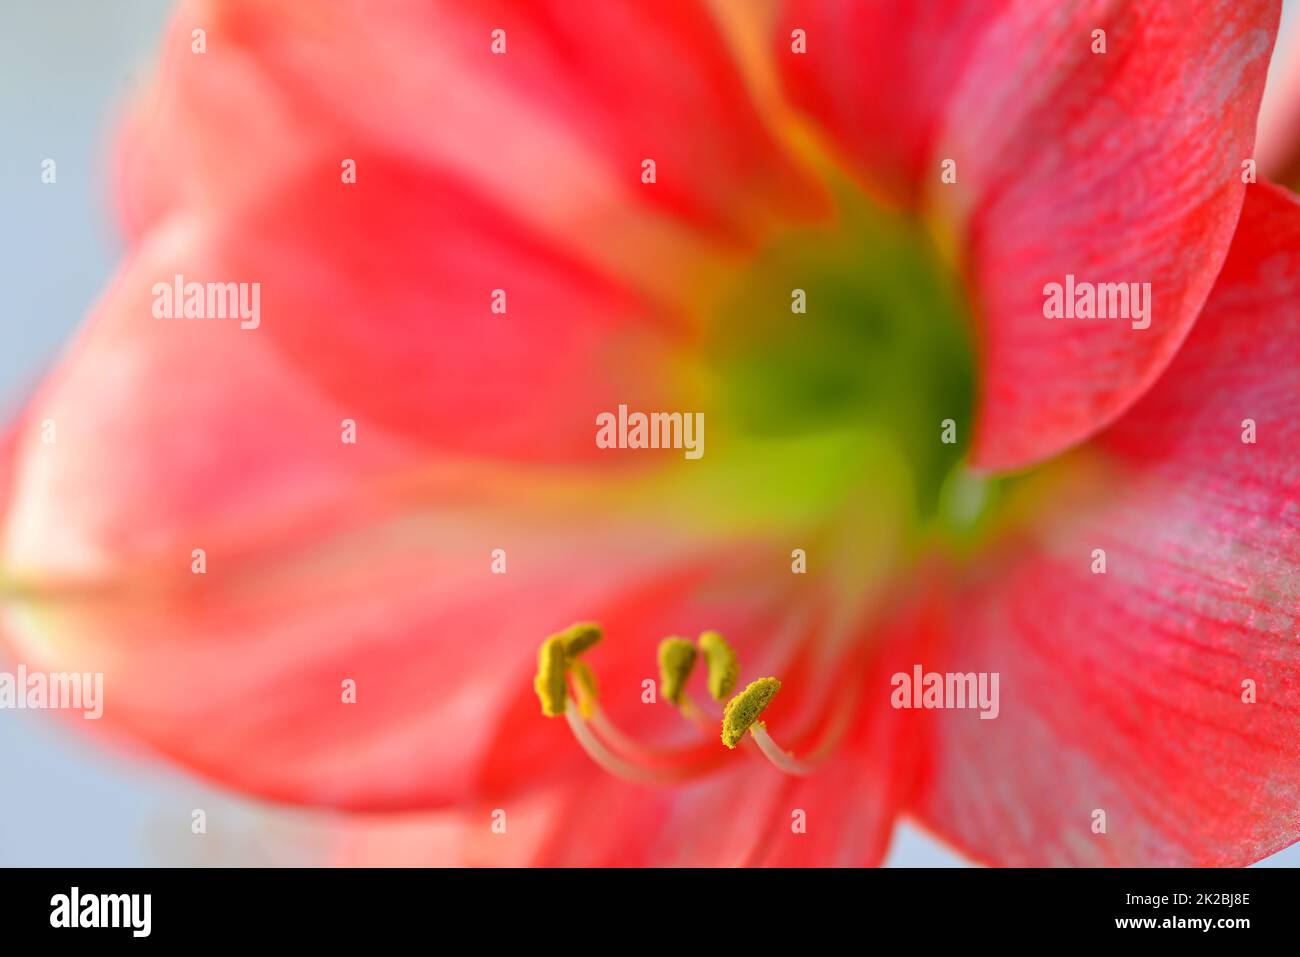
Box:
left=535, top=627, right=732, bottom=781
left=534, top=622, right=604, bottom=718
left=720, top=676, right=824, bottom=775
left=564, top=700, right=727, bottom=785
left=560, top=621, right=602, bottom=658
left=698, top=630, right=739, bottom=701
left=570, top=659, right=599, bottom=719
left=564, top=700, right=673, bottom=783
left=721, top=677, right=781, bottom=748
left=749, top=722, right=814, bottom=776
left=582, top=691, right=721, bottom=766
left=536, top=624, right=823, bottom=786
left=533, top=634, right=568, bottom=717
left=657, top=637, right=698, bottom=705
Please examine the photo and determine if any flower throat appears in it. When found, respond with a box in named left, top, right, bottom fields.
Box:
left=703, top=195, right=976, bottom=518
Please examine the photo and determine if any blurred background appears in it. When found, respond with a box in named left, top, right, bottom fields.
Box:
left=1, top=0, right=1296, bottom=867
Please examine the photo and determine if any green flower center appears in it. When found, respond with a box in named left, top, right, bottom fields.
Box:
left=704, top=197, right=976, bottom=519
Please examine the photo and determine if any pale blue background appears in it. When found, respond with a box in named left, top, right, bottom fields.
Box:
left=0, top=0, right=1296, bottom=868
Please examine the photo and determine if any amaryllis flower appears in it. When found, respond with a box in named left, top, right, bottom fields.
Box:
left=2, top=0, right=1298, bottom=868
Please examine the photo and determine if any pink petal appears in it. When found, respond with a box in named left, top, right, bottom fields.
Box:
left=3, top=467, right=812, bottom=811
left=110, top=1, right=837, bottom=457
left=186, top=156, right=692, bottom=460
left=775, top=0, right=996, bottom=207
left=0, top=227, right=803, bottom=809
left=777, top=0, right=1279, bottom=469
left=118, top=0, right=827, bottom=252
left=909, top=183, right=1300, bottom=865
left=0, top=0, right=863, bottom=824
left=3, top=299, right=861, bottom=815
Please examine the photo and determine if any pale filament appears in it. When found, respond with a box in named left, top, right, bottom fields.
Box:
left=749, top=723, right=815, bottom=776
left=564, top=700, right=727, bottom=785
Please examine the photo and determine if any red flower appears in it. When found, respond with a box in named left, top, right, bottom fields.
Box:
left=2, top=0, right=1297, bottom=866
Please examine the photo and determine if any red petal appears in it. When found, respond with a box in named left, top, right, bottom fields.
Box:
left=958, top=2, right=1279, bottom=468
left=775, top=0, right=996, bottom=207
left=910, top=184, right=1300, bottom=865
left=200, top=156, right=693, bottom=461
left=112, top=1, right=836, bottom=457
left=4, top=323, right=864, bottom=816
left=0, top=229, right=803, bottom=810
left=777, top=0, right=1279, bottom=469
left=118, top=0, right=826, bottom=250
left=0, top=0, right=853, bottom=816
left=2, top=485, right=812, bottom=811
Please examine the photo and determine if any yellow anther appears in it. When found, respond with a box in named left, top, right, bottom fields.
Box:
left=560, top=622, right=602, bottom=658
left=570, top=658, right=599, bottom=719
left=698, top=630, right=739, bottom=702
left=533, top=633, right=569, bottom=717
left=657, top=637, right=698, bottom=704
left=721, top=677, right=781, bottom=748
